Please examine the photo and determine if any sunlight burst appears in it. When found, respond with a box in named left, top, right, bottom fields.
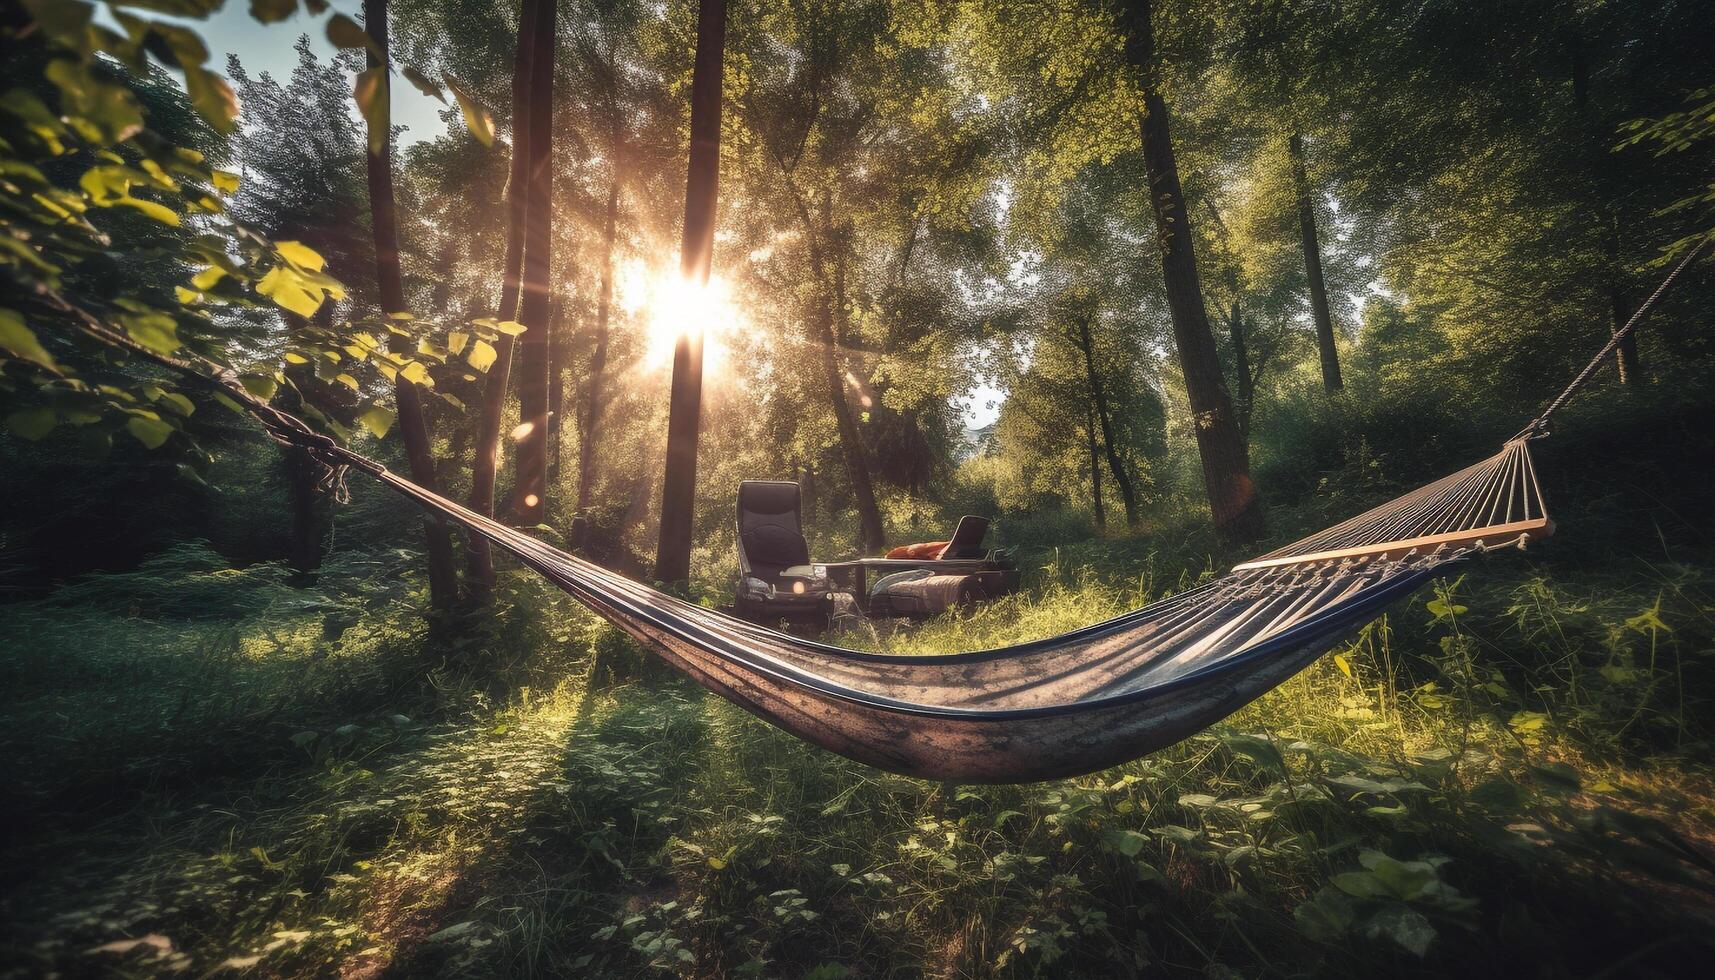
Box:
left=617, top=259, right=746, bottom=374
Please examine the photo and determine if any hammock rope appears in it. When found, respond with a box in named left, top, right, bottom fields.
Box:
left=1512, top=236, right=1709, bottom=442
left=41, top=241, right=1707, bottom=782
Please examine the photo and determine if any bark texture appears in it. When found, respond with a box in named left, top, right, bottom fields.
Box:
left=655, top=0, right=727, bottom=584
left=575, top=178, right=621, bottom=539
left=1120, top=0, right=1264, bottom=544
left=511, top=0, right=558, bottom=526
left=1072, top=316, right=1139, bottom=527
left=466, top=0, right=539, bottom=590
left=363, top=0, right=458, bottom=607
left=1290, top=133, right=1342, bottom=392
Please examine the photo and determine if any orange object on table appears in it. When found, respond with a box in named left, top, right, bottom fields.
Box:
left=884, top=540, right=950, bottom=560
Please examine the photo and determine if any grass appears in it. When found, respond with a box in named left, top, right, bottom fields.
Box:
left=5, top=425, right=1715, bottom=979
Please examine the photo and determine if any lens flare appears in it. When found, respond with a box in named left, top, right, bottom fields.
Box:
left=616, top=260, right=745, bottom=372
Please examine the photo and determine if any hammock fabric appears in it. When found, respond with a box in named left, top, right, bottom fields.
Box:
left=54, top=237, right=1704, bottom=784
left=343, top=438, right=1549, bottom=783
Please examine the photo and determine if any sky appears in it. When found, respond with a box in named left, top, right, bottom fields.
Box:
left=144, top=0, right=451, bottom=149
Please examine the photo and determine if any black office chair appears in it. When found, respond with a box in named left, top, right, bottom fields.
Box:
left=734, top=480, right=833, bottom=626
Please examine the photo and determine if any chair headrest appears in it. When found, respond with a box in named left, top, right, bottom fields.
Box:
left=738, top=480, right=802, bottom=517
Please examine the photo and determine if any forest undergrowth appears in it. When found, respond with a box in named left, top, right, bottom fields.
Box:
left=3, top=489, right=1714, bottom=978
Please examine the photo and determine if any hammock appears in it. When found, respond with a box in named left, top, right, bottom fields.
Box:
left=53, top=239, right=1705, bottom=783
left=354, top=438, right=1545, bottom=782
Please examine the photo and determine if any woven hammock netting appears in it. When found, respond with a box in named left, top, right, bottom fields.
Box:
left=354, top=438, right=1549, bottom=782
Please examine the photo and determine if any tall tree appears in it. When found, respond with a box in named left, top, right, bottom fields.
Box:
left=1118, top=0, right=1264, bottom=543
left=466, top=0, right=539, bottom=590
left=1084, top=403, right=1106, bottom=530
left=363, top=0, right=459, bottom=607
left=1289, top=133, right=1342, bottom=391
left=511, top=0, right=558, bottom=526
left=228, top=44, right=370, bottom=575
left=1070, top=307, right=1140, bottom=527
left=576, top=177, right=620, bottom=535
left=654, top=0, right=726, bottom=585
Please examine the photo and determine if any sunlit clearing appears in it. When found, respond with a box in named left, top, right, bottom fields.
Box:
left=510, top=421, right=535, bottom=441
left=523, top=494, right=539, bottom=508
left=617, top=259, right=746, bottom=374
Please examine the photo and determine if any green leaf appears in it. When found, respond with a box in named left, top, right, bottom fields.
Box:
left=1425, top=597, right=1467, bottom=620
left=6, top=408, right=56, bottom=440
left=1294, top=888, right=1354, bottom=944
left=192, top=265, right=227, bottom=290
left=0, top=309, right=57, bottom=370
left=467, top=339, right=497, bottom=372
left=1102, top=828, right=1148, bottom=857
left=326, top=13, right=383, bottom=58
left=1360, top=852, right=1438, bottom=901
left=356, top=406, right=395, bottom=438
left=121, top=312, right=180, bottom=356
left=491, top=319, right=527, bottom=336
left=211, top=169, right=240, bottom=193
left=155, top=391, right=196, bottom=417
left=1625, top=598, right=1672, bottom=634
left=402, top=65, right=446, bottom=103
left=240, top=374, right=278, bottom=401
left=1221, top=733, right=1286, bottom=774
left=1331, top=871, right=1392, bottom=900
left=119, top=194, right=180, bottom=225
left=442, top=72, right=495, bottom=146
left=125, top=415, right=174, bottom=449
left=1361, top=904, right=1436, bottom=957
left=399, top=360, right=432, bottom=387
left=181, top=63, right=239, bottom=134
left=354, top=65, right=388, bottom=155
left=249, top=0, right=298, bottom=24
left=427, top=922, right=479, bottom=943
left=256, top=266, right=324, bottom=318
left=275, top=240, right=326, bottom=272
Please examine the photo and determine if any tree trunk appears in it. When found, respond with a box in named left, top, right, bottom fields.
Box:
left=466, top=0, right=538, bottom=591
left=1228, top=300, right=1253, bottom=439
left=1290, top=133, right=1342, bottom=392
left=1120, top=0, right=1264, bottom=544
left=575, top=178, right=620, bottom=541
left=1570, top=40, right=1638, bottom=383
left=827, top=233, right=886, bottom=553
left=281, top=306, right=335, bottom=575
left=1073, top=316, right=1139, bottom=528
left=1084, top=402, right=1105, bottom=531
left=363, top=0, right=458, bottom=608
left=546, top=295, right=566, bottom=489
left=819, top=310, right=886, bottom=554
left=283, top=448, right=331, bottom=576
left=511, top=0, right=557, bottom=526
left=654, top=0, right=726, bottom=585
